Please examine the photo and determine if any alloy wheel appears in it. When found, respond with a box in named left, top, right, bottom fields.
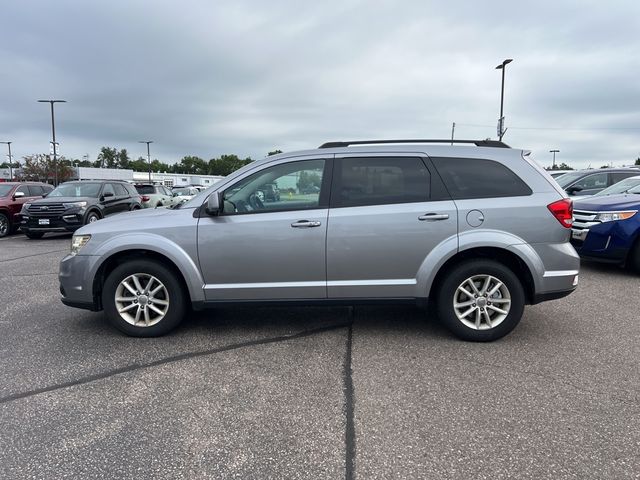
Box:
left=453, top=274, right=511, bottom=330
left=114, top=273, right=170, bottom=327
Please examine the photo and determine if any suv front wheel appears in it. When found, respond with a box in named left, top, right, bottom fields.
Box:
left=436, top=260, right=525, bottom=342
left=102, top=259, right=186, bottom=337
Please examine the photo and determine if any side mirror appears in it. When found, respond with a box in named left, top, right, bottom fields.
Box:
left=205, top=192, right=221, bottom=215
left=103, top=191, right=114, bottom=198
left=567, top=185, right=583, bottom=195
left=13, top=191, right=25, bottom=199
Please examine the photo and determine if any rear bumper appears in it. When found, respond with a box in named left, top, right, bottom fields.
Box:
left=511, top=241, right=580, bottom=304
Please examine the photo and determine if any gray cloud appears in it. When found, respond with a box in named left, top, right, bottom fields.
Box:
left=1, top=0, right=639, bottom=168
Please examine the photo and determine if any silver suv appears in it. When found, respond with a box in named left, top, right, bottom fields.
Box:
left=59, top=139, right=580, bottom=341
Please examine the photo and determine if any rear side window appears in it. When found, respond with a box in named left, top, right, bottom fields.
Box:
left=611, top=172, right=637, bottom=184
left=333, top=157, right=430, bottom=207
left=432, top=157, right=532, bottom=199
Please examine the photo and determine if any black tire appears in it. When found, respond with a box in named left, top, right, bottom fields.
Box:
left=25, top=231, right=45, bottom=239
left=102, top=259, right=186, bottom=337
left=85, top=211, right=101, bottom=225
left=436, top=259, right=525, bottom=342
left=131, top=204, right=141, bottom=211
left=0, top=212, right=9, bottom=238
left=629, top=240, right=640, bottom=273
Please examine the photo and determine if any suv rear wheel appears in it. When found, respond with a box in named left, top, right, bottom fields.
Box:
left=102, top=259, right=186, bottom=337
left=436, top=259, right=525, bottom=342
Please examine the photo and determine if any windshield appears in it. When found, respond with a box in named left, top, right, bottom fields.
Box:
left=173, top=187, right=193, bottom=195
left=49, top=183, right=102, bottom=198
left=594, top=177, right=640, bottom=196
left=0, top=185, right=14, bottom=197
left=556, top=171, right=588, bottom=188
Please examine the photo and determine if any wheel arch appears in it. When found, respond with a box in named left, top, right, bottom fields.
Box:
left=425, top=246, right=537, bottom=305
left=92, top=249, right=194, bottom=310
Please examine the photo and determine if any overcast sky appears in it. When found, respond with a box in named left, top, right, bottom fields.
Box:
left=1, top=0, right=639, bottom=169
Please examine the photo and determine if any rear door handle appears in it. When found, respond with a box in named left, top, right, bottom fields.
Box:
left=418, top=213, right=449, bottom=221
left=291, top=220, right=322, bottom=228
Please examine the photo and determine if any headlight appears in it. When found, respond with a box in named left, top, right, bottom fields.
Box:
left=63, top=201, right=88, bottom=209
left=70, top=235, right=91, bottom=256
left=595, top=210, right=637, bottom=222
left=21, top=203, right=32, bottom=212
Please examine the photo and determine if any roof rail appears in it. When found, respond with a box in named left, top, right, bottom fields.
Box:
left=318, top=139, right=511, bottom=149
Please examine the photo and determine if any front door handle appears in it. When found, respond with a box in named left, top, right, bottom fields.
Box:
left=291, top=220, right=322, bottom=228
left=418, top=213, right=449, bottom=221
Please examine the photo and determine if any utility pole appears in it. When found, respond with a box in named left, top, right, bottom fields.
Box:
left=0, top=142, right=13, bottom=181
left=451, top=122, right=455, bottom=145
left=495, top=59, right=513, bottom=141
left=550, top=149, right=560, bottom=169
left=139, top=141, right=153, bottom=182
left=38, top=99, right=66, bottom=186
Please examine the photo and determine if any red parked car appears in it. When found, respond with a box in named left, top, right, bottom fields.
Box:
left=0, top=182, right=54, bottom=237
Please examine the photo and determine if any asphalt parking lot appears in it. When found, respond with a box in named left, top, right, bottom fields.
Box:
left=0, top=234, right=639, bottom=480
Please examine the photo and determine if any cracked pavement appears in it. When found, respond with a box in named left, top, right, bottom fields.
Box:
left=0, top=234, right=639, bottom=479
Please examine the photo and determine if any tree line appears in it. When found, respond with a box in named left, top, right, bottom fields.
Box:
left=0, top=147, right=284, bottom=184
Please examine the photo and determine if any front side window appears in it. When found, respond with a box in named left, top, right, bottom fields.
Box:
left=333, top=157, right=430, bottom=208
left=223, top=159, right=326, bottom=214
left=102, top=184, right=116, bottom=197
left=15, top=186, right=29, bottom=197
left=573, top=173, right=608, bottom=190
left=432, top=157, right=532, bottom=199
left=28, top=185, right=44, bottom=196
left=113, top=183, right=128, bottom=196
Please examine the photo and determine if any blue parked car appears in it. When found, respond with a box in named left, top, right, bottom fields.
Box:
left=571, top=188, right=640, bottom=270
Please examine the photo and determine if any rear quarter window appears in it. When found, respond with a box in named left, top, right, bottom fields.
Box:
left=431, top=157, right=532, bottom=199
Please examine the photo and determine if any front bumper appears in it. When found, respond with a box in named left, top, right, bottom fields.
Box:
left=22, top=212, right=85, bottom=233
left=570, top=221, right=636, bottom=264
left=59, top=253, right=101, bottom=311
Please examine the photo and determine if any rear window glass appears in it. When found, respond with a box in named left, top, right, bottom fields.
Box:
left=432, top=157, right=532, bottom=199
left=135, top=185, right=155, bottom=194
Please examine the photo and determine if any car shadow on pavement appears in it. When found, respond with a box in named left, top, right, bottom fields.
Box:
left=580, top=260, right=638, bottom=278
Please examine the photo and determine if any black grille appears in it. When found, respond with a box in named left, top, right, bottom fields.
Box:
left=28, top=203, right=66, bottom=215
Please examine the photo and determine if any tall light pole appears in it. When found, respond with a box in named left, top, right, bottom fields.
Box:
left=550, top=149, right=560, bottom=169
left=0, top=142, right=13, bottom=181
left=139, top=141, right=153, bottom=182
left=495, top=59, right=513, bottom=141
left=38, top=99, right=66, bottom=186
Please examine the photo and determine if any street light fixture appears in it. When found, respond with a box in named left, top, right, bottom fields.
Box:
left=139, top=141, right=153, bottom=182
left=38, top=99, right=66, bottom=186
left=550, top=149, right=560, bottom=169
left=0, top=141, right=13, bottom=181
left=495, top=59, right=513, bottom=141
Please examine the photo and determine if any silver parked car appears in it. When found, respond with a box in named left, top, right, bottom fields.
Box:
left=59, top=139, right=579, bottom=341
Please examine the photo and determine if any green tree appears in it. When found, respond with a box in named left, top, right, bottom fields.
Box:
left=19, top=154, right=73, bottom=183
left=267, top=149, right=283, bottom=156
left=173, top=156, right=207, bottom=174
left=208, top=154, right=253, bottom=176
left=635, top=157, right=640, bottom=166
left=96, top=147, right=130, bottom=168
left=296, top=171, right=322, bottom=192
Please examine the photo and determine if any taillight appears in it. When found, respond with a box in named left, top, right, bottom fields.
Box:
left=141, top=195, right=150, bottom=202
left=547, top=198, right=573, bottom=228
